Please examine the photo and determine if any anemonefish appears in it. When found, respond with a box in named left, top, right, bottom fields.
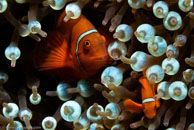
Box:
left=33, top=11, right=112, bottom=81
left=123, top=76, right=160, bottom=119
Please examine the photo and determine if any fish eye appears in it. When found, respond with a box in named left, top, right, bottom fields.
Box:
left=84, top=40, right=91, bottom=49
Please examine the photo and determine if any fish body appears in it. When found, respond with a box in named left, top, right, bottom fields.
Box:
left=33, top=12, right=111, bottom=81
left=139, top=76, right=160, bottom=119
left=124, top=76, right=160, bottom=119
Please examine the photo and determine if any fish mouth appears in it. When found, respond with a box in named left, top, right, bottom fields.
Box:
left=93, top=55, right=113, bottom=63
left=95, top=56, right=108, bottom=61
left=93, top=54, right=110, bottom=60
left=77, top=54, right=113, bottom=73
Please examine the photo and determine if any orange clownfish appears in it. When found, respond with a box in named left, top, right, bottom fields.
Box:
left=33, top=12, right=112, bottom=81
left=123, top=76, right=160, bottom=119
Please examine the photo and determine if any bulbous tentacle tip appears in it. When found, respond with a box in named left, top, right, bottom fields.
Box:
left=102, top=20, right=108, bottom=26
left=109, top=26, right=115, bottom=32
left=117, top=0, right=122, bottom=2
left=167, top=53, right=173, bottom=60
left=146, top=0, right=153, bottom=8
left=93, top=83, right=98, bottom=88
left=113, top=33, right=117, bottom=39
left=185, top=57, right=194, bottom=67
left=93, top=102, right=98, bottom=107
left=41, top=31, right=47, bottom=38
left=185, top=104, right=191, bottom=110
left=11, top=58, right=16, bottom=68
left=101, top=80, right=105, bottom=84
left=153, top=95, right=159, bottom=100
left=94, top=2, right=100, bottom=8
left=188, top=12, right=194, bottom=19
left=130, top=123, right=135, bottom=128
left=148, top=126, right=155, bottom=130
left=42, top=0, right=50, bottom=6
left=173, top=44, right=177, bottom=48
left=163, top=122, right=169, bottom=127
left=64, top=16, right=70, bottom=22
left=134, top=31, right=142, bottom=38
left=118, top=115, right=124, bottom=121
left=63, top=11, right=74, bottom=22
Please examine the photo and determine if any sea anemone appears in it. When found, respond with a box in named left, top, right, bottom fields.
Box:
left=0, top=0, right=194, bottom=130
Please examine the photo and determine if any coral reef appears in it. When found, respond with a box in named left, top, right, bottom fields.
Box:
left=0, top=0, right=194, bottom=130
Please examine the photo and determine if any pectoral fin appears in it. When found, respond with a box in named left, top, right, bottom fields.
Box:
left=33, top=31, right=69, bottom=71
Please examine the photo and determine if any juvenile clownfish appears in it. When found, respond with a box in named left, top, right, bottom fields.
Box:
left=33, top=11, right=112, bottom=81
left=123, top=76, right=160, bottom=119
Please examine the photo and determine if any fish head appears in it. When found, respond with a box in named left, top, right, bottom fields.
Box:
left=74, top=30, right=112, bottom=74
left=143, top=102, right=157, bottom=119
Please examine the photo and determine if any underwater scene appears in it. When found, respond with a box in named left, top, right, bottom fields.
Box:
left=0, top=0, right=194, bottom=130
